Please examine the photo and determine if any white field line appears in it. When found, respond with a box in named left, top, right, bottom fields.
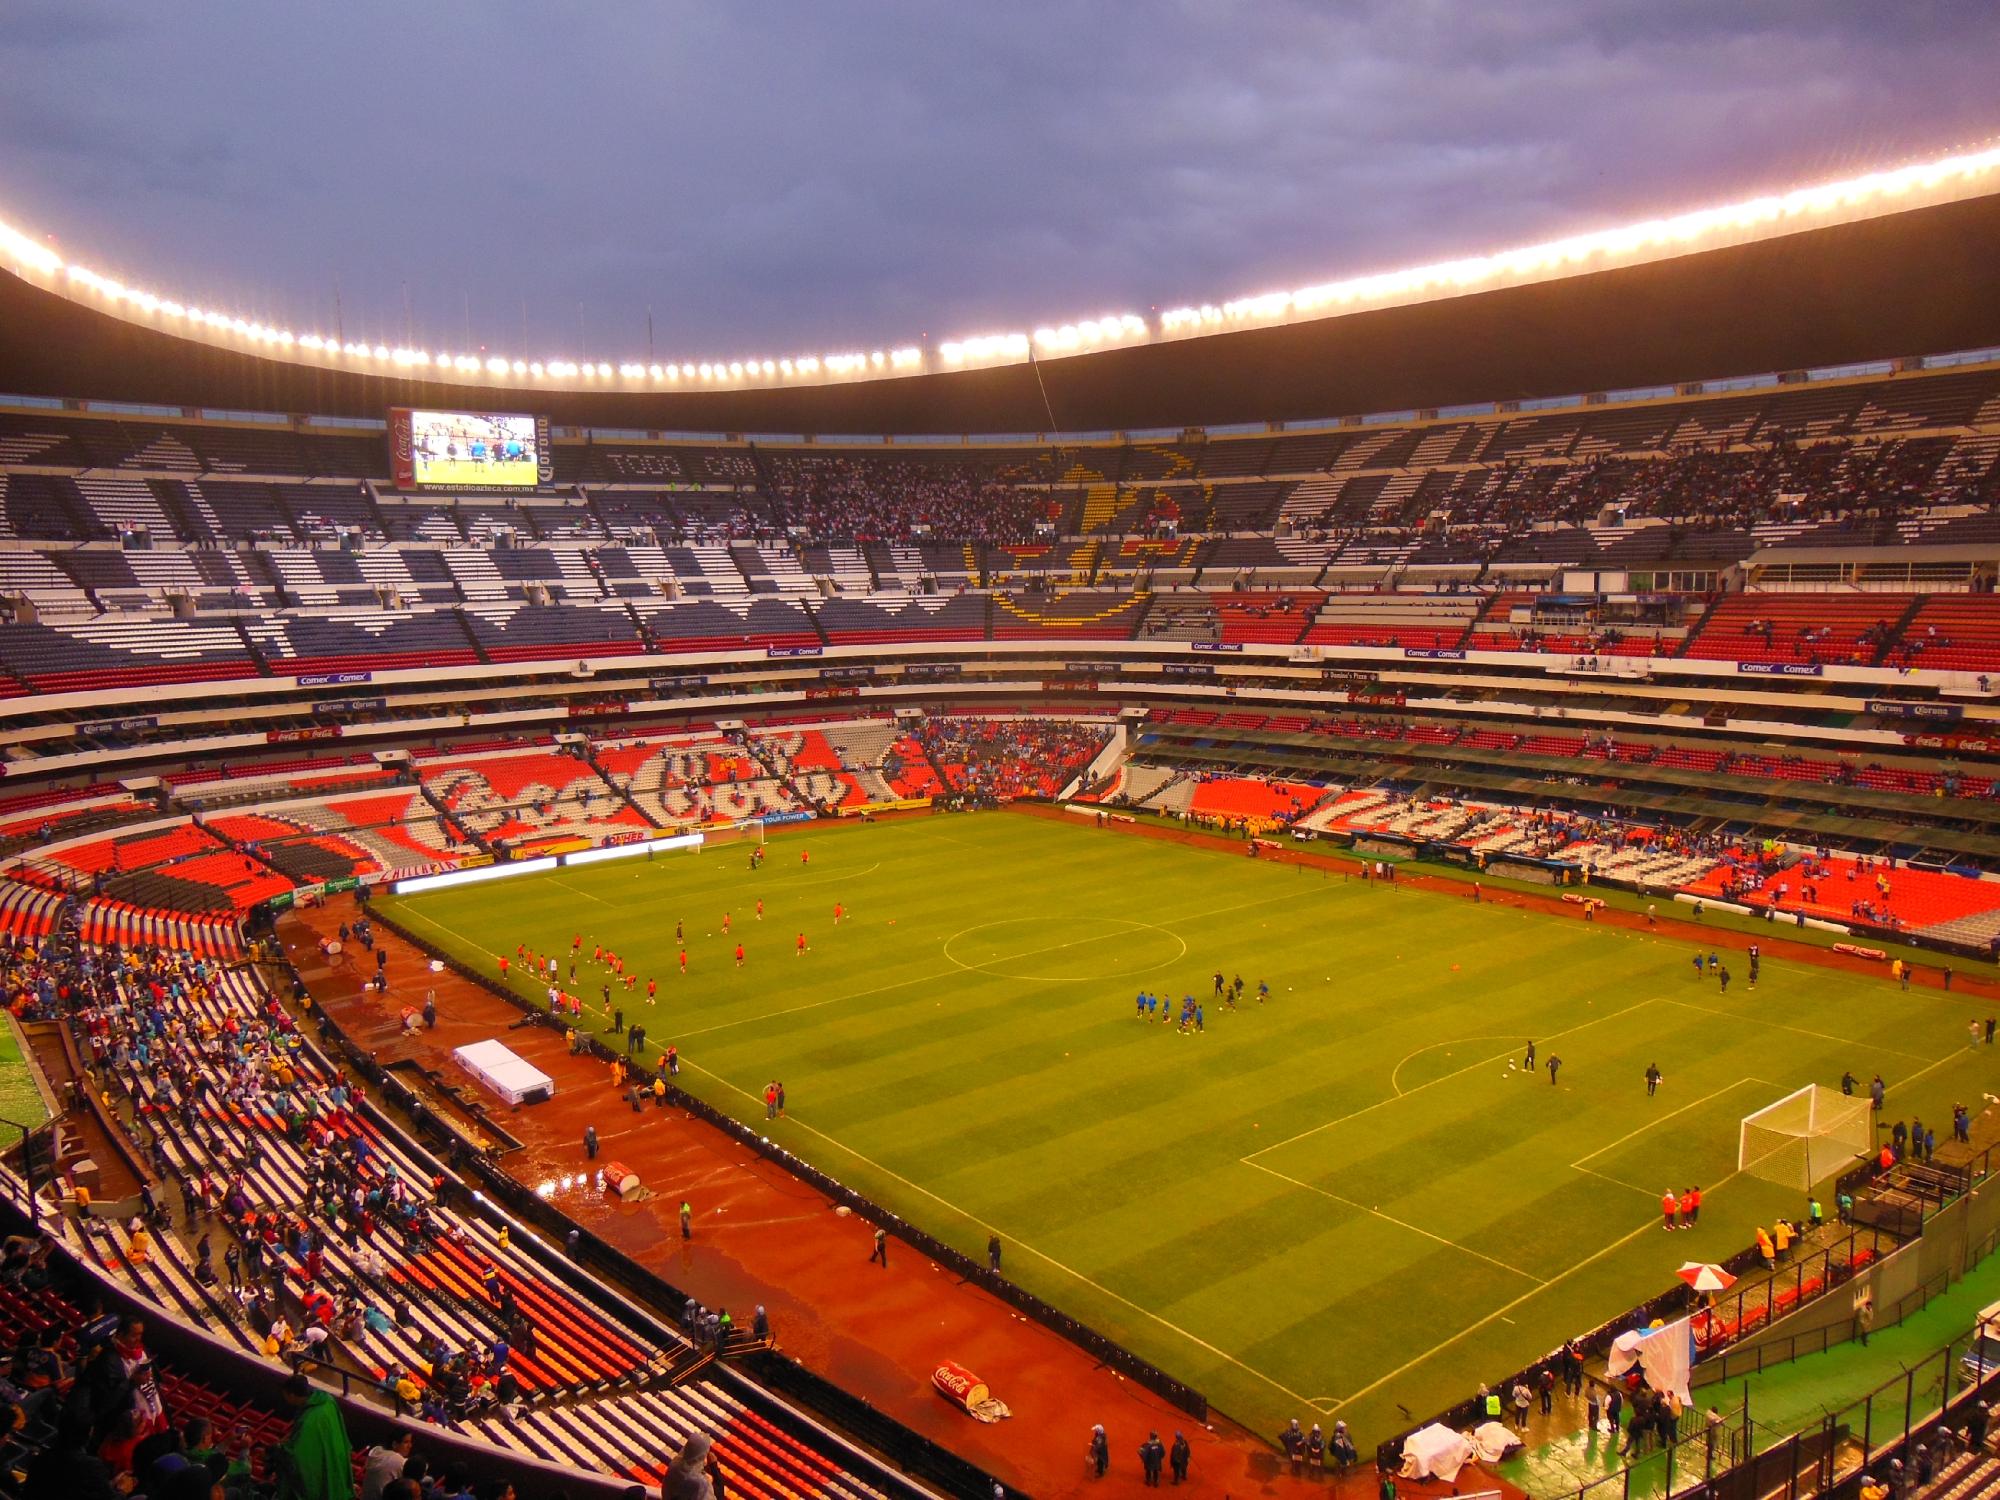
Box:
left=678, top=1057, right=1324, bottom=1410
left=1241, top=1158, right=1547, bottom=1285
left=1571, top=1076, right=1781, bottom=1169
left=1320, top=1160, right=1751, bottom=1416
left=674, top=885, right=1319, bottom=1040
left=1244, top=998, right=1656, bottom=1163
left=1655, top=997, right=1935, bottom=1063
left=1318, top=1039, right=1977, bottom=1416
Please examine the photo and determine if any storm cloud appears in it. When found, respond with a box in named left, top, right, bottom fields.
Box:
left=3, top=0, right=1997, bottom=365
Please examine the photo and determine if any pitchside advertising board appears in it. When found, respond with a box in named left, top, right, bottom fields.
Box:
left=389, top=408, right=552, bottom=489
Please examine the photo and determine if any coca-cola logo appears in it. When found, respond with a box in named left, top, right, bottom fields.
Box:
left=933, top=1366, right=973, bottom=1397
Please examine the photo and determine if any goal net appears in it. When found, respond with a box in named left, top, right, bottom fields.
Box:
left=698, top=818, right=769, bottom=853
left=1738, top=1084, right=1873, bottom=1189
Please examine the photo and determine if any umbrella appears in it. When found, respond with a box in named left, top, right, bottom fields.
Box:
left=1677, top=1262, right=1736, bottom=1293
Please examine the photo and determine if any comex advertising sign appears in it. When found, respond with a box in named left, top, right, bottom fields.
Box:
left=1737, top=662, right=1824, bottom=677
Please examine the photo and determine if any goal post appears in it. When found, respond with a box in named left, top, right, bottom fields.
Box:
left=1738, top=1084, right=1873, bottom=1189
left=698, top=817, right=769, bottom=853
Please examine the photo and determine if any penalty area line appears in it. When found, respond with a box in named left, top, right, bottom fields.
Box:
left=1324, top=1154, right=1759, bottom=1416
left=1570, top=1076, right=1781, bottom=1169
left=1571, top=1165, right=1668, bottom=1200
left=544, top=875, right=616, bottom=909
left=1244, top=997, right=1657, bottom=1163
left=1242, top=1159, right=1547, bottom=1285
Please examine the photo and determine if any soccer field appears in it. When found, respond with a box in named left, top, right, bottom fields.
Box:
left=379, top=812, right=1991, bottom=1444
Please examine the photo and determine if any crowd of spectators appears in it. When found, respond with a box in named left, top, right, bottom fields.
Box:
left=0, top=1212, right=365, bottom=1500
left=0, top=926, right=754, bottom=1499
left=1502, top=437, right=1958, bottom=535
left=766, top=456, right=1054, bottom=543
left=913, top=718, right=1110, bottom=802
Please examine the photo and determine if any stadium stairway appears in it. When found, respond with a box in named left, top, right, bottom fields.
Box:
left=1869, top=595, right=1929, bottom=666
left=1671, top=594, right=1729, bottom=658
left=417, top=780, right=493, bottom=857
left=583, top=742, right=666, bottom=830
left=148, top=477, right=210, bottom=541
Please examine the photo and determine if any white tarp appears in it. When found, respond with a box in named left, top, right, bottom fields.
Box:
left=1400, top=1423, right=1476, bottom=1482
left=1604, top=1316, right=1695, bottom=1405
left=1469, top=1421, right=1524, bottom=1464
left=451, top=1038, right=555, bottom=1105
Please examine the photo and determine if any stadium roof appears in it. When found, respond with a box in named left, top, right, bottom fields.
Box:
left=4, top=174, right=2000, bottom=435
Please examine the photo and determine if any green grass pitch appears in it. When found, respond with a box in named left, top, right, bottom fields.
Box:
left=379, top=812, right=1994, bottom=1444
left=0, top=1024, right=49, bottom=1131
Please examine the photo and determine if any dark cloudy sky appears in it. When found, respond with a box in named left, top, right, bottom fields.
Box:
left=4, top=1, right=1998, bottom=364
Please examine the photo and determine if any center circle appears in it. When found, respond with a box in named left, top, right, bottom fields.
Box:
left=943, top=916, right=1188, bottom=982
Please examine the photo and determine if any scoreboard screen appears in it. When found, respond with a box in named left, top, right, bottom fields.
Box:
left=390, top=408, right=548, bottom=488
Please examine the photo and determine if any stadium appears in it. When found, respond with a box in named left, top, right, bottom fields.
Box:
left=5, top=21, right=2000, bottom=1500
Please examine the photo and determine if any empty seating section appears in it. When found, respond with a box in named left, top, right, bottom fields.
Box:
left=462, top=602, right=645, bottom=660
left=0, top=792, right=147, bottom=844
left=43, top=822, right=226, bottom=877
left=243, top=610, right=478, bottom=675
left=169, top=756, right=397, bottom=806
left=1217, top=591, right=1320, bottom=644
left=763, top=720, right=917, bottom=807
left=990, top=590, right=1147, bottom=639
left=101, top=849, right=294, bottom=915
left=738, top=543, right=816, bottom=596
left=0, top=548, right=94, bottom=615
left=75, top=476, right=178, bottom=536
left=0, top=877, right=64, bottom=938
left=281, top=789, right=470, bottom=873
left=632, top=598, right=820, bottom=653
left=183, top=480, right=296, bottom=541
left=596, top=733, right=803, bottom=826
left=663, top=545, right=752, bottom=599
left=269, top=548, right=373, bottom=606
left=1186, top=777, right=1327, bottom=825
left=419, top=749, right=648, bottom=848
left=0, top=617, right=256, bottom=693
left=1302, top=594, right=1481, bottom=650
left=1683, top=594, right=1909, bottom=665
left=199, top=812, right=384, bottom=882
left=757, top=728, right=872, bottom=808
left=282, top=482, right=382, bottom=539
left=1892, top=595, right=2000, bottom=671
left=1137, top=594, right=1219, bottom=641
left=815, top=593, right=987, bottom=642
